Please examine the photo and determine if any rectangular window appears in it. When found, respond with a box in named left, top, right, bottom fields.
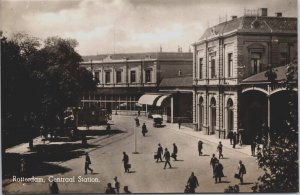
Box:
left=209, top=54, right=216, bottom=78
left=105, top=71, right=111, bottom=84
left=228, top=53, right=233, bottom=77
left=280, top=52, right=287, bottom=66
left=251, top=52, right=261, bottom=74
left=199, top=58, right=203, bottom=79
left=130, top=70, right=136, bottom=83
left=94, top=71, right=99, bottom=81
left=145, top=70, right=151, bottom=82
left=116, top=71, right=122, bottom=83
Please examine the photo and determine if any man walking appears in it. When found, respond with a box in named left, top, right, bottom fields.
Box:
left=122, top=152, right=130, bottom=173
left=232, top=132, right=237, bottom=148
left=210, top=154, right=218, bottom=177
left=251, top=140, right=256, bottom=156
left=227, top=130, right=233, bottom=145
left=172, top=143, right=178, bottom=161
left=142, top=123, right=147, bottom=136
left=217, top=141, right=224, bottom=159
left=84, top=153, right=93, bottom=175
left=156, top=143, right=163, bottom=162
left=213, top=160, right=224, bottom=183
left=187, top=172, right=199, bottom=193
left=238, top=160, right=246, bottom=184
left=114, top=177, right=120, bottom=193
left=163, top=148, right=172, bottom=169
left=198, top=140, right=203, bottom=156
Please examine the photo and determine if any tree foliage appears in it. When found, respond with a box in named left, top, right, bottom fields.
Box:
left=2, top=33, right=97, bottom=145
left=252, top=62, right=298, bottom=192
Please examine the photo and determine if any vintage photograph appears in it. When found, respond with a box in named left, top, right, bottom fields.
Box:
left=1, top=0, right=298, bottom=194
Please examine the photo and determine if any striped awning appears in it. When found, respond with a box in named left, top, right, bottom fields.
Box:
left=156, top=95, right=171, bottom=106
left=138, top=94, right=162, bottom=105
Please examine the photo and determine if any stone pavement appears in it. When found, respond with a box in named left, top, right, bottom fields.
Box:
left=136, top=115, right=252, bottom=156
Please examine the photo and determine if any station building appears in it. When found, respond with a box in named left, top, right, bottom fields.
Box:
left=192, top=8, right=297, bottom=142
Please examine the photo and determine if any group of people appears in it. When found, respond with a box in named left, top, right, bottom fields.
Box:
left=155, top=143, right=178, bottom=169
left=105, top=177, right=132, bottom=194
left=227, top=130, right=244, bottom=148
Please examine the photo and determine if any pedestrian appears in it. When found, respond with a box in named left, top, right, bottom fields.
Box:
left=251, top=140, right=256, bottom=156
left=105, top=183, right=116, bottom=194
left=178, top=119, right=182, bottom=129
left=123, top=186, right=131, bottom=193
left=198, top=140, right=203, bottom=156
left=217, top=141, right=224, bottom=159
left=213, top=160, right=224, bottom=183
left=122, top=152, right=130, bottom=173
left=49, top=181, right=59, bottom=194
left=210, top=154, right=218, bottom=177
left=236, top=130, right=240, bottom=146
left=20, top=157, right=26, bottom=177
left=163, top=148, right=172, bottom=169
left=156, top=143, right=163, bottom=162
left=239, top=130, right=243, bottom=146
left=172, top=143, right=178, bottom=161
left=142, top=123, right=147, bottom=136
left=232, top=132, right=237, bottom=148
left=114, top=177, right=120, bottom=193
left=138, top=109, right=141, bottom=116
left=238, top=160, right=246, bottom=184
left=187, top=172, right=199, bottom=193
left=135, top=117, right=140, bottom=127
left=227, top=130, right=233, bottom=145
left=84, top=153, right=93, bottom=174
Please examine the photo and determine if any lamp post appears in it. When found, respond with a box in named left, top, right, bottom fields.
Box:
left=132, top=117, right=140, bottom=154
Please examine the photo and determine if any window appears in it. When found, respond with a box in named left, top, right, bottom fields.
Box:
left=105, top=71, right=111, bottom=84
left=145, top=70, right=151, bottom=83
left=280, top=52, right=288, bottom=66
left=209, top=54, right=216, bottom=78
left=94, top=71, right=99, bottom=81
left=130, top=70, right=136, bottom=83
left=227, top=53, right=233, bottom=77
left=116, top=70, right=122, bottom=83
left=251, top=52, right=261, bottom=74
left=199, top=58, right=203, bottom=79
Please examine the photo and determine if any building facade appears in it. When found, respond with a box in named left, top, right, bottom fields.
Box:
left=192, top=8, right=297, bottom=141
left=80, top=52, right=192, bottom=117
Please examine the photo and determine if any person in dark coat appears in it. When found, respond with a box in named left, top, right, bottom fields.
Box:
left=238, top=160, right=246, bottom=184
left=232, top=132, right=237, bottom=148
left=198, top=140, right=203, bottom=156
left=178, top=119, right=182, bottom=129
left=114, top=177, right=120, bottom=193
left=84, top=153, right=93, bottom=174
left=187, top=172, right=199, bottom=193
left=49, top=181, right=59, bottom=194
left=163, top=148, right=172, bottom=169
left=210, top=154, right=218, bottom=177
left=227, top=130, right=233, bottom=145
left=123, top=186, right=131, bottom=193
left=105, top=183, right=116, bottom=194
left=142, top=123, right=147, bottom=136
left=122, top=152, right=130, bottom=173
left=251, top=140, right=256, bottom=156
left=156, top=143, right=164, bottom=162
left=217, top=141, right=224, bottom=159
left=213, top=160, right=224, bottom=183
left=172, top=143, right=178, bottom=161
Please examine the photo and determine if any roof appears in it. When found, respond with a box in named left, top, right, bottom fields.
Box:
left=159, top=76, right=193, bottom=87
left=82, top=52, right=192, bottom=62
left=199, top=16, right=297, bottom=41
left=242, top=64, right=298, bottom=83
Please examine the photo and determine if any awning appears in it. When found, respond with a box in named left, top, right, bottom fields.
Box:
left=156, top=94, right=171, bottom=106
left=138, top=94, right=162, bottom=105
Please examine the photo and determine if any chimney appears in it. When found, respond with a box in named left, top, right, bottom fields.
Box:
left=276, top=12, right=282, bottom=17
left=231, top=16, right=237, bottom=20
left=260, top=8, right=268, bottom=17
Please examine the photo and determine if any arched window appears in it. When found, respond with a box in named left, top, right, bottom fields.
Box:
left=199, top=97, right=204, bottom=130
left=227, top=98, right=234, bottom=132
left=210, top=97, right=216, bottom=134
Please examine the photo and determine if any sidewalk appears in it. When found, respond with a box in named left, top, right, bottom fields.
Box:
left=137, top=115, right=252, bottom=156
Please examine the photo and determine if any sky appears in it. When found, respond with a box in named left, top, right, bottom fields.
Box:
left=1, top=0, right=297, bottom=56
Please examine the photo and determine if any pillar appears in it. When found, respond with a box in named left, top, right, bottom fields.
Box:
left=171, top=96, right=174, bottom=123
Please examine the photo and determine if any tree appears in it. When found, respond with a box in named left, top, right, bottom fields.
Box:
left=252, top=62, right=298, bottom=192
